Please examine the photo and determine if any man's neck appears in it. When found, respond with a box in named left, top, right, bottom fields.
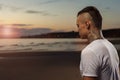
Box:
left=87, top=29, right=103, bottom=43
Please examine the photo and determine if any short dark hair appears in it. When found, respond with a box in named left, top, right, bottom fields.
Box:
left=77, top=6, right=102, bottom=29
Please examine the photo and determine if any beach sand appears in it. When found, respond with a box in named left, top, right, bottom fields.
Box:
left=0, top=51, right=82, bottom=80
left=0, top=49, right=119, bottom=80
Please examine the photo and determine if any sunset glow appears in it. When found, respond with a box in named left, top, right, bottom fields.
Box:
left=1, top=26, right=20, bottom=38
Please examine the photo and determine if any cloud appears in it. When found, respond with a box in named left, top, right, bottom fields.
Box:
left=102, top=6, right=111, bottom=13
left=8, top=6, right=22, bottom=11
left=25, top=10, right=57, bottom=16
left=105, top=7, right=111, bottom=10
left=19, top=28, right=54, bottom=36
left=0, top=4, right=3, bottom=10
left=39, top=0, right=60, bottom=5
left=11, top=24, right=32, bottom=27
left=26, top=10, right=42, bottom=13
left=0, top=24, right=32, bottom=27
left=0, top=3, right=57, bottom=16
left=0, top=2, right=57, bottom=16
left=0, top=3, right=22, bottom=12
left=39, top=0, right=75, bottom=5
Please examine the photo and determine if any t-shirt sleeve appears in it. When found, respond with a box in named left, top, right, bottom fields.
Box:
left=80, top=48, right=100, bottom=77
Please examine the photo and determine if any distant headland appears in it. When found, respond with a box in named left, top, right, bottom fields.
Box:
left=20, top=28, right=120, bottom=38
left=0, top=28, right=119, bottom=38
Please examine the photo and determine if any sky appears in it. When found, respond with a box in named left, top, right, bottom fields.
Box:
left=0, top=0, right=120, bottom=36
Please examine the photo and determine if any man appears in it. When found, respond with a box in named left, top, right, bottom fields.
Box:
left=76, top=6, right=120, bottom=80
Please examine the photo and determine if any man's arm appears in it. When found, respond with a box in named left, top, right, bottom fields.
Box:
left=80, top=49, right=100, bottom=80
left=82, top=76, right=98, bottom=80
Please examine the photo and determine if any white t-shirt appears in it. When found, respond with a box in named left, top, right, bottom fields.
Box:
left=80, top=39, right=120, bottom=80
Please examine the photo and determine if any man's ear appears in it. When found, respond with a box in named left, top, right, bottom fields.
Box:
left=85, top=21, right=90, bottom=30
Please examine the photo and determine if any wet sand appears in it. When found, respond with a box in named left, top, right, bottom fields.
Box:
left=0, top=51, right=82, bottom=80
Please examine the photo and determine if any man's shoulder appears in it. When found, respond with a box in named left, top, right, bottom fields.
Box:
left=82, top=39, right=108, bottom=56
left=81, top=47, right=95, bottom=56
left=83, top=40, right=103, bottom=51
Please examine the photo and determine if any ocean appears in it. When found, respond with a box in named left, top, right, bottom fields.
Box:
left=0, top=38, right=87, bottom=53
left=0, top=38, right=119, bottom=53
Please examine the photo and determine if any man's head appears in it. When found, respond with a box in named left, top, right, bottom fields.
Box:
left=76, top=6, right=102, bottom=39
